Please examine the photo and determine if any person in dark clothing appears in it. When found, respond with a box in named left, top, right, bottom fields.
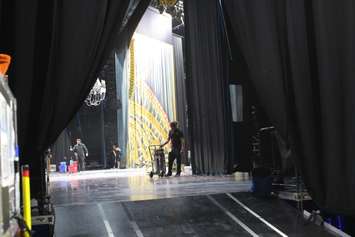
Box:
left=108, top=145, right=115, bottom=169
left=161, top=121, right=184, bottom=176
left=109, top=144, right=121, bottom=169
left=71, top=138, right=88, bottom=171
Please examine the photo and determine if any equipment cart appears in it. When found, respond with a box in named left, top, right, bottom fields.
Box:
left=148, top=145, right=166, bottom=178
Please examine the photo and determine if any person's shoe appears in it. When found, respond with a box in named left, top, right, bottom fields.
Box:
left=166, top=172, right=172, bottom=177
left=175, top=173, right=181, bottom=177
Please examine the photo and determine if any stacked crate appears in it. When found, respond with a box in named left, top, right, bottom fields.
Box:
left=0, top=68, right=20, bottom=236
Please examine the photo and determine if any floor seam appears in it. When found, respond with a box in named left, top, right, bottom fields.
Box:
left=97, top=203, right=115, bottom=237
left=206, top=194, right=259, bottom=237
left=226, top=193, right=288, bottom=237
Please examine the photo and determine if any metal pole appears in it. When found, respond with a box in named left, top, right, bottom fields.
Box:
left=22, top=165, right=32, bottom=237
left=100, top=102, right=107, bottom=168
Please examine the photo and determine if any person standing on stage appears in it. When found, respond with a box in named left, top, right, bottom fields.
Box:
left=71, top=138, right=89, bottom=171
left=110, top=144, right=121, bottom=169
left=161, top=121, right=184, bottom=177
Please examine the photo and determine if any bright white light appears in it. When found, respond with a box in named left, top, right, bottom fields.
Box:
left=85, top=78, right=106, bottom=106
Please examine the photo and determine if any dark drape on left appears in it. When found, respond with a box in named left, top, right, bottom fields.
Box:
left=223, top=0, right=355, bottom=214
left=51, top=129, right=72, bottom=166
left=0, top=0, right=150, bottom=199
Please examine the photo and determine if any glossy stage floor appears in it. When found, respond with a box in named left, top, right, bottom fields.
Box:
left=50, top=168, right=335, bottom=237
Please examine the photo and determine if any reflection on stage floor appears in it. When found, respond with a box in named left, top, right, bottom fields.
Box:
left=50, top=168, right=335, bottom=237
left=49, top=167, right=251, bottom=206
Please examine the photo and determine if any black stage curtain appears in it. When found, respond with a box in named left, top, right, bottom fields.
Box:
left=0, top=1, right=2, bottom=27
left=223, top=0, right=355, bottom=214
left=172, top=35, right=189, bottom=163
left=51, top=129, right=72, bottom=166
left=184, top=0, right=234, bottom=175
left=0, top=0, right=150, bottom=199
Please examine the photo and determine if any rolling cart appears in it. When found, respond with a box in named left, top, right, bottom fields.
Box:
left=148, top=145, right=166, bottom=178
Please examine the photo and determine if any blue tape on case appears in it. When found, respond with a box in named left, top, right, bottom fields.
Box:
left=15, top=145, right=19, bottom=157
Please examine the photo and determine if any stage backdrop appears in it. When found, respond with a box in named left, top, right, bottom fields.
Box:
left=116, top=8, right=179, bottom=168
left=126, top=33, right=176, bottom=168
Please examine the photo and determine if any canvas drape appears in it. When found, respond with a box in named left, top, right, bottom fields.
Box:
left=0, top=0, right=150, bottom=198
left=115, top=50, right=130, bottom=168
left=127, top=34, right=176, bottom=168
left=223, top=0, right=355, bottom=214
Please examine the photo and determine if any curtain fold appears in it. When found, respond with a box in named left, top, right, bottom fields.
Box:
left=184, top=0, right=233, bottom=175
left=1, top=0, right=150, bottom=198
left=51, top=129, right=72, bottom=166
left=223, top=0, right=355, bottom=214
left=172, top=35, right=188, bottom=161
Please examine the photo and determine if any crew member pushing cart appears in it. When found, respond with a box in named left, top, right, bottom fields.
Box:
left=160, top=121, right=184, bottom=177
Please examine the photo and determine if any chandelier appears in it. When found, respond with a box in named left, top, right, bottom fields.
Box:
left=152, top=0, right=179, bottom=14
left=159, top=0, right=177, bottom=7
left=85, top=78, right=106, bottom=106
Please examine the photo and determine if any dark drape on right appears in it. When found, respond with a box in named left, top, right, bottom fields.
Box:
left=223, top=0, right=355, bottom=214
left=184, top=0, right=233, bottom=174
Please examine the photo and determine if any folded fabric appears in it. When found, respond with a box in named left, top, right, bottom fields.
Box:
left=0, top=54, right=11, bottom=76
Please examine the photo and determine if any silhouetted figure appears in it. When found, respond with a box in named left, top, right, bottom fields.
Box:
left=109, top=144, right=121, bottom=169
left=71, top=138, right=88, bottom=171
left=161, top=122, right=184, bottom=177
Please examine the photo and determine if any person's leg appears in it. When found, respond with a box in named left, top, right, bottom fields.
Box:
left=75, top=155, right=80, bottom=171
left=176, top=149, right=182, bottom=175
left=78, top=159, right=81, bottom=172
left=79, top=158, right=83, bottom=171
left=167, top=151, right=174, bottom=176
left=80, top=157, right=85, bottom=171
